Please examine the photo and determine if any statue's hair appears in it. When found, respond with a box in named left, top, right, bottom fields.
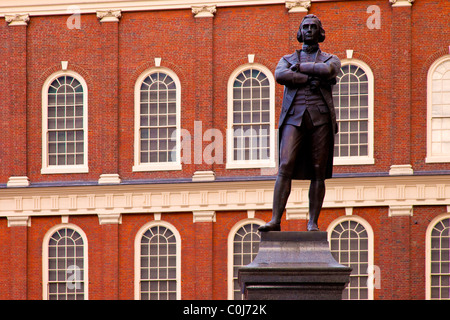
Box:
left=297, top=14, right=326, bottom=43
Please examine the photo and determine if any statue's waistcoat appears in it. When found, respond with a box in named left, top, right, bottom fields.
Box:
left=284, top=50, right=329, bottom=127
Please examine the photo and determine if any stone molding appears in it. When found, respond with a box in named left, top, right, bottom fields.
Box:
left=2, top=175, right=450, bottom=222
left=0, top=1, right=291, bottom=17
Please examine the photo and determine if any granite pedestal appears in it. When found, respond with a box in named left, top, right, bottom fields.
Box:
left=238, top=231, right=352, bottom=300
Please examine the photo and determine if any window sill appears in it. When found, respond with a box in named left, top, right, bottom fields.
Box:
left=41, top=166, right=89, bottom=174
left=226, top=160, right=276, bottom=170
left=425, top=156, right=450, bottom=163
left=132, top=163, right=182, bottom=172
left=333, top=157, right=375, bottom=166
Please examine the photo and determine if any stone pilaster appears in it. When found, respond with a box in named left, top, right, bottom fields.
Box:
left=5, top=13, right=29, bottom=187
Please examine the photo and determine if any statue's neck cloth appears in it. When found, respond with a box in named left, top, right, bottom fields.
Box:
left=302, top=43, right=319, bottom=54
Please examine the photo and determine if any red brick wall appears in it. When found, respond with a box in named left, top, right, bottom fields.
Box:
left=0, top=1, right=448, bottom=182
left=4, top=204, right=447, bottom=300
left=0, top=0, right=449, bottom=300
left=26, top=14, right=105, bottom=182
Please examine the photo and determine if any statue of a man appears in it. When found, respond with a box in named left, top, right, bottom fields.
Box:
left=259, top=14, right=340, bottom=232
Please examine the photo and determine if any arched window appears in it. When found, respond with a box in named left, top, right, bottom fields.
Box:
left=426, top=214, right=450, bottom=300
left=133, top=68, right=181, bottom=172
left=135, top=221, right=181, bottom=300
left=227, top=64, right=276, bottom=169
left=42, top=224, right=88, bottom=300
left=333, top=61, right=374, bottom=165
left=328, top=216, right=374, bottom=300
left=227, top=219, right=263, bottom=300
left=426, top=56, right=450, bottom=163
left=42, top=72, right=88, bottom=174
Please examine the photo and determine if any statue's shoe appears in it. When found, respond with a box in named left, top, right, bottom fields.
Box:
left=258, top=222, right=281, bottom=232
left=307, top=222, right=319, bottom=231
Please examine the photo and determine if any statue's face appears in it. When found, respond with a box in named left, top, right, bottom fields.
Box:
left=300, top=18, right=320, bottom=44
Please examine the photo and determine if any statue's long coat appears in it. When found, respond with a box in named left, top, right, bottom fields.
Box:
left=275, top=49, right=341, bottom=180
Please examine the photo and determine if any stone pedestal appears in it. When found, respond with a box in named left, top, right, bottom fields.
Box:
left=238, top=231, right=352, bottom=300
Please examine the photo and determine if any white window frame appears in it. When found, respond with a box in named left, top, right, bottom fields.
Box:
left=327, top=215, right=375, bottom=300
left=133, top=67, right=182, bottom=172
left=425, top=212, right=450, bottom=300
left=227, top=218, right=264, bottom=300
left=41, top=71, right=89, bottom=174
left=226, top=63, right=276, bottom=169
left=333, top=59, right=375, bottom=166
left=42, top=223, right=89, bottom=300
left=426, top=55, right=450, bottom=163
left=134, top=220, right=182, bottom=300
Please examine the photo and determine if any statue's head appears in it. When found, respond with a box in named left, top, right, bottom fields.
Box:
left=297, top=14, right=325, bottom=44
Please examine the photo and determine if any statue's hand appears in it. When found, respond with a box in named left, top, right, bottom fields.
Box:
left=290, top=64, right=300, bottom=72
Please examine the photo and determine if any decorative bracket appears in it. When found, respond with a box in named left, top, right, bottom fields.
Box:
left=193, top=210, right=216, bottom=223
left=5, top=13, right=30, bottom=26
left=389, top=205, right=413, bottom=217
left=285, top=1, right=311, bottom=13
left=96, top=9, right=122, bottom=22
left=7, top=216, right=30, bottom=227
left=389, top=0, right=414, bottom=7
left=192, top=5, right=216, bottom=18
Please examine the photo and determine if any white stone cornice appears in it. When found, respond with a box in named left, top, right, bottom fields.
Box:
left=390, top=0, right=414, bottom=7
left=96, top=9, right=121, bottom=22
left=191, top=5, right=216, bottom=18
left=285, top=0, right=311, bottom=13
left=0, top=175, right=450, bottom=219
left=0, top=1, right=306, bottom=17
left=4, top=13, right=29, bottom=26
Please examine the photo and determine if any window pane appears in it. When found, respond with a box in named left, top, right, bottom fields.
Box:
left=232, top=223, right=261, bottom=300
left=139, top=73, right=178, bottom=164
left=334, top=64, right=370, bottom=159
left=330, top=220, right=370, bottom=300
left=430, top=218, right=450, bottom=299
left=231, top=68, right=272, bottom=162
left=430, top=60, right=450, bottom=157
left=47, top=76, right=85, bottom=168
left=140, top=225, right=178, bottom=300
left=47, top=228, right=85, bottom=300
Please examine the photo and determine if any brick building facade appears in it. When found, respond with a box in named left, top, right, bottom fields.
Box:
left=0, top=0, right=449, bottom=300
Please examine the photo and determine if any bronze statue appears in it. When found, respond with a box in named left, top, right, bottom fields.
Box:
left=259, top=14, right=340, bottom=232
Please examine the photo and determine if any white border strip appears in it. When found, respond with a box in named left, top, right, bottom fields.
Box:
left=0, top=0, right=289, bottom=17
